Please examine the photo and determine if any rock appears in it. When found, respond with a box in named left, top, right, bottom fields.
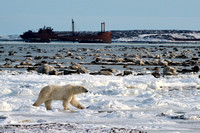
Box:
left=123, top=71, right=132, bottom=76
left=14, top=65, right=21, bottom=68
left=27, top=67, right=36, bottom=71
left=70, top=64, right=81, bottom=70
left=40, top=61, right=48, bottom=64
left=181, top=69, right=192, bottom=73
left=5, top=58, right=13, bottom=62
left=20, top=62, right=32, bottom=65
left=71, top=62, right=76, bottom=65
left=25, top=57, right=33, bottom=61
left=56, top=64, right=63, bottom=68
left=95, top=57, right=101, bottom=62
left=135, top=59, right=144, bottom=65
left=67, top=52, right=73, bottom=56
left=192, top=66, right=199, bottom=72
left=64, top=70, right=78, bottom=75
left=159, top=60, right=168, bottom=66
left=37, top=49, right=43, bottom=53
left=75, top=56, right=83, bottom=60
left=173, top=47, right=178, bottom=51
left=55, top=53, right=63, bottom=58
left=152, top=59, right=159, bottom=65
left=34, top=56, right=43, bottom=60
left=37, top=64, right=58, bottom=75
left=89, top=72, right=99, bottom=75
left=99, top=71, right=113, bottom=75
left=116, top=73, right=123, bottom=76
left=8, top=51, right=15, bottom=56
left=152, top=67, right=161, bottom=78
left=49, top=60, right=58, bottom=64
left=115, top=58, right=124, bottom=62
left=3, top=63, right=11, bottom=67
left=155, top=54, right=162, bottom=59
left=100, top=68, right=116, bottom=73
left=191, top=57, right=199, bottom=61
left=124, top=58, right=134, bottom=62
left=77, top=67, right=88, bottom=74
left=163, top=66, right=177, bottom=76
left=26, top=51, right=32, bottom=54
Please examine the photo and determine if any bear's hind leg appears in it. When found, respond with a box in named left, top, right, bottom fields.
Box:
left=33, top=98, right=46, bottom=107
left=70, top=96, right=85, bottom=109
left=45, top=100, right=52, bottom=110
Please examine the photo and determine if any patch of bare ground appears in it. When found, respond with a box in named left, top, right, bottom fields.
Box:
left=0, top=123, right=146, bottom=133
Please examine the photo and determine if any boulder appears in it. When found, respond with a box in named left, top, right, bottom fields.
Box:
left=77, top=67, right=88, bottom=74
left=20, top=62, right=32, bottom=65
left=163, top=66, right=177, bottom=76
left=123, top=71, right=132, bottom=76
left=95, top=57, right=101, bottom=62
left=152, top=67, right=161, bottom=78
left=75, top=56, right=83, bottom=60
left=100, top=68, right=116, bottom=73
left=27, top=67, right=36, bottom=72
left=99, top=71, right=113, bottom=75
left=70, top=64, right=81, bottom=70
left=135, top=59, right=144, bottom=65
left=192, top=66, right=199, bottom=73
left=159, top=60, right=168, bottom=66
left=37, top=64, right=58, bottom=75
left=64, top=70, right=78, bottom=75
left=34, top=56, right=43, bottom=60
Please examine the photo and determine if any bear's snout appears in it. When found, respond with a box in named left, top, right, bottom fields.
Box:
left=84, top=89, right=88, bottom=93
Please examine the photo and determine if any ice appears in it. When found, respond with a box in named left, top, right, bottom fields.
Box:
left=113, top=32, right=200, bottom=43
left=0, top=71, right=200, bottom=132
left=0, top=102, right=12, bottom=111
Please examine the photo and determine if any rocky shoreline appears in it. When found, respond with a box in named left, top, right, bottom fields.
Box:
left=0, top=44, right=199, bottom=77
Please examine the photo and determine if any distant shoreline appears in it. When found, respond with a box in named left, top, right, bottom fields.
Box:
left=1, top=40, right=200, bottom=44
left=1, top=29, right=200, bottom=44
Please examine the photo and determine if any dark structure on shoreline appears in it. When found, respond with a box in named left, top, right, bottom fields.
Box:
left=20, top=20, right=112, bottom=43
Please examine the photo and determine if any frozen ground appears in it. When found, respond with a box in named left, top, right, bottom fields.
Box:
left=0, top=71, right=200, bottom=132
left=0, top=41, right=200, bottom=132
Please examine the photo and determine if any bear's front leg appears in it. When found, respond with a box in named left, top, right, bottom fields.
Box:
left=63, top=97, right=72, bottom=110
left=45, top=100, right=52, bottom=110
left=70, top=96, right=85, bottom=109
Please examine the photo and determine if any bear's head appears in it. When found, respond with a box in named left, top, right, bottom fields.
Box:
left=74, top=86, right=88, bottom=94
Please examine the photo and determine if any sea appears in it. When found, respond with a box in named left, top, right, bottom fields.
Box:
left=0, top=41, right=200, bottom=133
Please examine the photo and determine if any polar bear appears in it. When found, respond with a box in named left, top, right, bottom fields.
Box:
left=33, top=84, right=88, bottom=110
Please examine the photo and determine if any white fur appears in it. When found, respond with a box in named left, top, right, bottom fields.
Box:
left=33, top=84, right=88, bottom=110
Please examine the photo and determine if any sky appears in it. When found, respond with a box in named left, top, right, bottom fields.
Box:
left=1, top=0, right=200, bottom=35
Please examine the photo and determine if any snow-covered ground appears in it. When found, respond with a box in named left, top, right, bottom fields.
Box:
left=112, top=32, right=200, bottom=43
left=0, top=35, right=21, bottom=41
left=0, top=71, right=200, bottom=132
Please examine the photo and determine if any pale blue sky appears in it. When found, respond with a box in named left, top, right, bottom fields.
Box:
left=1, top=0, right=200, bottom=35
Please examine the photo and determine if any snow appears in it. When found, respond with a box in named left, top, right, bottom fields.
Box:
left=0, top=35, right=21, bottom=41
left=0, top=71, right=200, bottom=132
left=113, top=32, right=200, bottom=43
left=0, top=41, right=200, bottom=132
